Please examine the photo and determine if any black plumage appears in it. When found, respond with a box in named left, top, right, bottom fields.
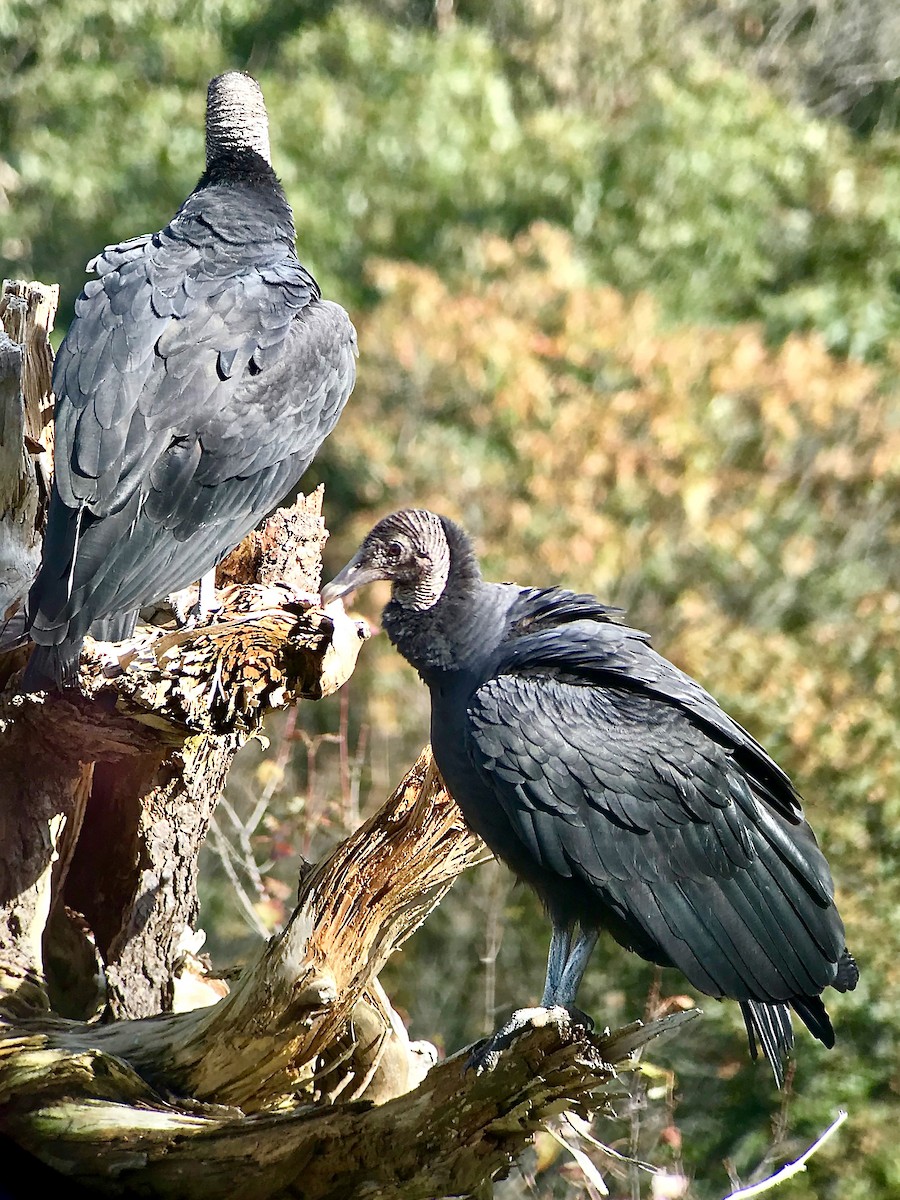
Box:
left=322, top=509, right=858, bottom=1083
left=24, top=72, right=357, bottom=689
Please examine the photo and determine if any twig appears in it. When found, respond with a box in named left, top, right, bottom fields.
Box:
left=206, top=818, right=270, bottom=938
left=480, top=866, right=507, bottom=1037
left=562, top=1112, right=658, bottom=1175
left=628, top=1061, right=646, bottom=1200
left=336, top=685, right=368, bottom=829
left=545, top=1121, right=610, bottom=1196
left=216, top=792, right=272, bottom=878
left=740, top=1060, right=795, bottom=1187
left=251, top=705, right=298, bottom=824
left=346, top=719, right=368, bottom=828
left=722, top=1110, right=848, bottom=1200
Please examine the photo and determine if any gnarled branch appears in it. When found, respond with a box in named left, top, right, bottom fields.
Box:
left=0, top=278, right=56, bottom=623
left=0, top=744, right=697, bottom=1195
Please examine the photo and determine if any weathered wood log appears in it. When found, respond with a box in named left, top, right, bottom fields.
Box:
left=56, top=748, right=487, bottom=1111
left=0, top=1006, right=697, bottom=1200
left=0, top=736, right=700, bottom=1198
left=0, top=492, right=369, bottom=1021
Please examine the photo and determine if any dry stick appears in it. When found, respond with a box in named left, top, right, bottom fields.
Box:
left=205, top=817, right=271, bottom=938
left=544, top=1122, right=611, bottom=1196
left=722, top=1110, right=849, bottom=1200
left=0, top=280, right=55, bottom=641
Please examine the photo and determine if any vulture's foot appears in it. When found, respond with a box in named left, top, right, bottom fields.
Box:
left=466, top=1003, right=594, bottom=1074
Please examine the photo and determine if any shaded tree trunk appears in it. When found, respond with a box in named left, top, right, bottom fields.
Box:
left=0, top=279, right=55, bottom=641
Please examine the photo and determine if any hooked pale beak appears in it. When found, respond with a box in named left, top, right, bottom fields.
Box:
left=320, top=551, right=387, bottom=606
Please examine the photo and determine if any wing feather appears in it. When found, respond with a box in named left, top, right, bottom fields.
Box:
left=464, top=671, right=846, bottom=1005
left=30, top=204, right=356, bottom=663
left=500, top=610, right=802, bottom=822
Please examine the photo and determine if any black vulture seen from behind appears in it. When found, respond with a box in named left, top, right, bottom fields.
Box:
left=24, top=71, right=357, bottom=690
left=322, top=509, right=858, bottom=1084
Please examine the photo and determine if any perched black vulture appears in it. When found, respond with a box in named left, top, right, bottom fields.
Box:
left=322, top=509, right=858, bottom=1083
left=24, top=72, right=357, bottom=690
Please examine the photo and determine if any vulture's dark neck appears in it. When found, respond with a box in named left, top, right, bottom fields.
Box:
left=382, top=519, right=494, bottom=678
left=195, top=148, right=286, bottom=196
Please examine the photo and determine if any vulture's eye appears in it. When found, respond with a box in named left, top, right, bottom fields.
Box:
left=385, top=540, right=405, bottom=562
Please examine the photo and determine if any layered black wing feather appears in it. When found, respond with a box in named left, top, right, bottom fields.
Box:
left=502, top=599, right=801, bottom=822
left=463, top=604, right=848, bottom=1014
left=27, top=183, right=356, bottom=683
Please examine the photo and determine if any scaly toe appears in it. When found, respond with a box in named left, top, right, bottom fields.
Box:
left=465, top=1005, right=577, bottom=1075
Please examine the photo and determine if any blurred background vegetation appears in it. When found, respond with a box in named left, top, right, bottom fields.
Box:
left=2, top=1, right=898, bottom=1196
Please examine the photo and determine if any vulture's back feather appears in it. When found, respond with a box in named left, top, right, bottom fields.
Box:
left=25, top=74, right=356, bottom=688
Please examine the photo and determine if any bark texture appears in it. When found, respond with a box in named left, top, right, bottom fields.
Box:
left=0, top=484, right=369, bottom=1022
left=0, top=278, right=55, bottom=623
left=0, top=1008, right=696, bottom=1200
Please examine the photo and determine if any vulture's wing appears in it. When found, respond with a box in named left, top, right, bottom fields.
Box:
left=501, top=607, right=803, bottom=822
left=33, top=223, right=356, bottom=639
left=464, top=651, right=845, bottom=1009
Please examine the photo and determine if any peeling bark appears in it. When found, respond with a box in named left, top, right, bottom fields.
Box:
left=0, top=524, right=369, bottom=1021
left=58, top=749, right=486, bottom=1111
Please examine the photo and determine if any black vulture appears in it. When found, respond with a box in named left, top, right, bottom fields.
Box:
left=322, top=509, right=858, bottom=1083
left=23, top=72, right=357, bottom=690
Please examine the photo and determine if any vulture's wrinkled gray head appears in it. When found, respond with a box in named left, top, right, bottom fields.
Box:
left=206, top=71, right=271, bottom=166
left=322, top=509, right=453, bottom=611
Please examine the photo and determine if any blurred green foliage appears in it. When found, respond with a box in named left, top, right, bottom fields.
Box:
left=3, top=1, right=899, bottom=1196
left=4, top=1, right=900, bottom=355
